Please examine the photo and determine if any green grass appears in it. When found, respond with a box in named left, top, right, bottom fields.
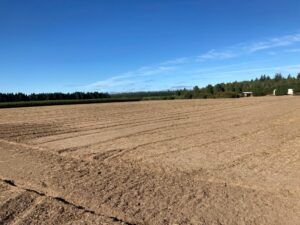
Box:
left=0, top=98, right=142, bottom=108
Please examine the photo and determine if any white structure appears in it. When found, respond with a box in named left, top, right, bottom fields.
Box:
left=287, top=89, right=294, bottom=95
left=242, top=92, right=253, bottom=97
left=273, top=89, right=276, bottom=96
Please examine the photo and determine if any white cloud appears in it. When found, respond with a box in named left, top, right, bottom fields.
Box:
left=286, top=48, right=300, bottom=53
left=191, top=64, right=300, bottom=79
left=198, top=32, right=300, bottom=61
left=85, top=65, right=174, bottom=91
left=83, top=32, right=300, bottom=92
left=160, top=57, right=189, bottom=65
left=198, top=49, right=236, bottom=61
left=246, top=33, right=300, bottom=53
left=220, top=64, right=300, bottom=74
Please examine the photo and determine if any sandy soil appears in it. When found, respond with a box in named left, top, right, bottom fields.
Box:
left=0, top=96, right=299, bottom=224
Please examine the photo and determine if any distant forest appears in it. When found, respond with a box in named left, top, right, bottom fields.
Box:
left=113, top=72, right=300, bottom=99
left=0, top=92, right=110, bottom=103
left=1, top=73, right=300, bottom=103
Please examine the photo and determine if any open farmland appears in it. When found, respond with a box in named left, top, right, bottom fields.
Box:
left=0, top=96, right=299, bottom=225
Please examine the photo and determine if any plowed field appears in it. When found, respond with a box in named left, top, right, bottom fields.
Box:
left=0, top=97, right=299, bottom=224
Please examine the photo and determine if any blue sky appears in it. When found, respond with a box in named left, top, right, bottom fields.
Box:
left=1, top=0, right=300, bottom=93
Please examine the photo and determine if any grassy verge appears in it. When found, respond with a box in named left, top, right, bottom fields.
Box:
left=0, top=98, right=142, bottom=108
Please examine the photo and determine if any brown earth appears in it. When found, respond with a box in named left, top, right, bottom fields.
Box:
left=0, top=96, right=299, bottom=225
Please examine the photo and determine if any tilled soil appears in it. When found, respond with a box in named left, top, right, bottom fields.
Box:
left=0, top=96, right=299, bottom=224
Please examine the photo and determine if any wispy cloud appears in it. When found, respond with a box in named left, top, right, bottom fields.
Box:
left=160, top=57, right=189, bottom=65
left=85, top=65, right=174, bottom=91
left=246, top=33, right=300, bottom=53
left=83, top=32, right=300, bottom=92
left=193, top=62, right=300, bottom=85
left=198, top=49, right=236, bottom=61
left=190, top=64, right=300, bottom=80
left=285, top=48, right=300, bottom=53
left=217, top=64, right=300, bottom=75
left=198, top=32, right=300, bottom=61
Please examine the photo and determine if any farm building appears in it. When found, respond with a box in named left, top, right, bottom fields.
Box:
left=287, top=89, right=294, bottom=95
left=242, top=92, right=253, bottom=97
left=273, top=88, right=294, bottom=96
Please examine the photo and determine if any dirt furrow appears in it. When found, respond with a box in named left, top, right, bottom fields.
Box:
left=0, top=97, right=299, bottom=224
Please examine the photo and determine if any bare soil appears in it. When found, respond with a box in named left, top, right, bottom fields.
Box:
left=0, top=96, right=299, bottom=224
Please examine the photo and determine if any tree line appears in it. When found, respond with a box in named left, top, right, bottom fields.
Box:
left=1, top=73, right=300, bottom=103
left=186, top=72, right=300, bottom=98
left=0, top=92, right=110, bottom=102
left=112, top=72, right=300, bottom=99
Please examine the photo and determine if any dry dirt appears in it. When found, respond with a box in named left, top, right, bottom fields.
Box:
left=0, top=96, right=299, bottom=225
